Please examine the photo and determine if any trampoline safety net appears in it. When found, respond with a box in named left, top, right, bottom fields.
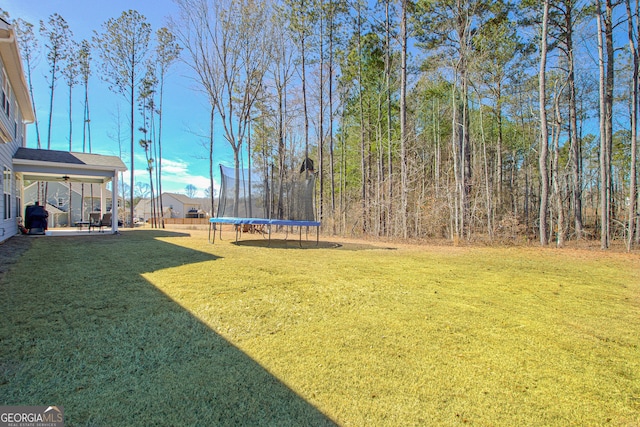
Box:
left=216, top=164, right=317, bottom=221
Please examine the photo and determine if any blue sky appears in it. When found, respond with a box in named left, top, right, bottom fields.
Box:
left=4, top=0, right=234, bottom=197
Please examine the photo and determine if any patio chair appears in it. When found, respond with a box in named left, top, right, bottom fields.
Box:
left=88, top=213, right=101, bottom=232
left=88, top=212, right=111, bottom=232
left=101, top=213, right=112, bottom=230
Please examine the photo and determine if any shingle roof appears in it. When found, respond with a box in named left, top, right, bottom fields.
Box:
left=14, top=148, right=126, bottom=170
left=165, top=192, right=198, bottom=204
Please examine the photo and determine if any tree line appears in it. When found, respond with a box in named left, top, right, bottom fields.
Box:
left=173, top=0, right=639, bottom=249
left=5, top=0, right=640, bottom=249
left=3, top=7, right=180, bottom=227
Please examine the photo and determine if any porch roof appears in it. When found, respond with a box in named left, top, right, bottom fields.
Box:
left=13, top=148, right=127, bottom=184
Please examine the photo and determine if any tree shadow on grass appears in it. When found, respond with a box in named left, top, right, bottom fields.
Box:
left=0, top=231, right=336, bottom=426
left=233, top=239, right=397, bottom=251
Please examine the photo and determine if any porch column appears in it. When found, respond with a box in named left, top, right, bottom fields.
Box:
left=100, top=184, right=107, bottom=218
left=111, top=171, right=118, bottom=233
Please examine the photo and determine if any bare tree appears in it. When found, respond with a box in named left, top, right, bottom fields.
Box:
left=93, top=10, right=151, bottom=227
left=285, top=0, right=313, bottom=176
left=185, top=184, right=197, bottom=198
left=267, top=12, right=296, bottom=220
left=173, top=0, right=273, bottom=215
left=539, top=0, right=550, bottom=246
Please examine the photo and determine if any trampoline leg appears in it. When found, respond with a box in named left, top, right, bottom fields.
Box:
left=268, top=224, right=272, bottom=247
left=209, top=223, right=218, bottom=244
left=316, top=226, right=319, bottom=246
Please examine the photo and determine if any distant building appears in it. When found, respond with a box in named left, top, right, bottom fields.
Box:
left=23, top=181, right=122, bottom=227
left=134, top=193, right=212, bottom=222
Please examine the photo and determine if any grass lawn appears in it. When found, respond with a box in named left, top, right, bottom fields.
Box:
left=1, top=229, right=639, bottom=426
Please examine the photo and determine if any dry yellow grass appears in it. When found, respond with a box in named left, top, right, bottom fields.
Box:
left=1, top=229, right=639, bottom=426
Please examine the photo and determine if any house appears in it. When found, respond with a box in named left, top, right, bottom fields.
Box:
left=0, top=16, right=35, bottom=243
left=23, top=181, right=122, bottom=227
left=134, top=193, right=212, bottom=222
left=0, top=16, right=126, bottom=242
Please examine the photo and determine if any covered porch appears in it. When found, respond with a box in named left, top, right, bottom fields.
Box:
left=12, top=147, right=127, bottom=234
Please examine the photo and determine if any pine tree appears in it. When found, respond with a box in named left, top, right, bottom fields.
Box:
left=154, top=27, right=181, bottom=228
left=14, top=18, right=42, bottom=149
left=93, top=10, right=151, bottom=227
left=40, top=13, right=71, bottom=150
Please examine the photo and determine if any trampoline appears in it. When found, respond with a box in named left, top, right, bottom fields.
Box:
left=209, top=164, right=321, bottom=246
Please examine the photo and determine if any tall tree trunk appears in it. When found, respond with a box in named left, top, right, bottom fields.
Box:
left=277, top=85, right=285, bottom=220
left=68, top=82, right=73, bottom=227
left=626, top=0, right=638, bottom=250
left=83, top=80, right=91, bottom=153
left=452, top=82, right=461, bottom=241
left=46, top=56, right=58, bottom=150
left=130, top=72, right=136, bottom=228
left=328, top=0, right=336, bottom=233
left=598, top=0, right=608, bottom=248
left=539, top=0, right=550, bottom=246
left=461, top=65, right=471, bottom=239
left=455, top=0, right=472, bottom=240
left=157, top=69, right=166, bottom=228
left=301, top=0, right=310, bottom=176
left=25, top=56, right=42, bottom=149
left=400, top=0, right=408, bottom=239
left=565, top=3, right=584, bottom=240
left=385, top=0, right=393, bottom=237
left=476, top=95, right=493, bottom=240
left=605, top=0, right=615, bottom=249
left=209, top=105, right=216, bottom=217
left=357, top=2, right=367, bottom=233
left=496, top=81, right=503, bottom=211
left=597, top=0, right=614, bottom=248
left=319, top=2, right=325, bottom=222
left=553, top=80, right=567, bottom=247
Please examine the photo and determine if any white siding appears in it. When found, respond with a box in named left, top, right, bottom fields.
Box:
left=0, top=55, right=27, bottom=243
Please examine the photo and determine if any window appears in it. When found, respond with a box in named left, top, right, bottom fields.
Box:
left=15, top=175, right=21, bottom=219
left=3, top=167, right=11, bottom=220
left=14, top=100, right=19, bottom=137
left=2, top=70, right=10, bottom=117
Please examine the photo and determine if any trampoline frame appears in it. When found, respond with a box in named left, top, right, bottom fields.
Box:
left=209, top=217, right=320, bottom=247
